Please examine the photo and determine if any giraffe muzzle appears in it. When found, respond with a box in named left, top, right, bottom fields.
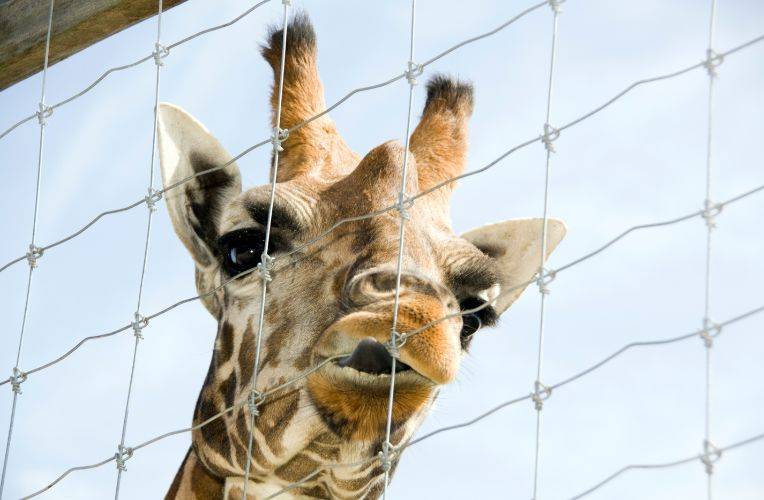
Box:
left=313, top=293, right=462, bottom=385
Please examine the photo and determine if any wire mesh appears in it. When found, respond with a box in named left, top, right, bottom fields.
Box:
left=1, top=0, right=763, bottom=498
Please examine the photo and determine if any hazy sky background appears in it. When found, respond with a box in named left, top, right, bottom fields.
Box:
left=1, top=0, right=763, bottom=498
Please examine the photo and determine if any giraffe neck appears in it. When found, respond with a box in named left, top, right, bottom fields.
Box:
left=176, top=318, right=396, bottom=499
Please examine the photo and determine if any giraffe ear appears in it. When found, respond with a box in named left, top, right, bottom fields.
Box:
left=157, top=103, right=242, bottom=270
left=462, top=218, right=566, bottom=315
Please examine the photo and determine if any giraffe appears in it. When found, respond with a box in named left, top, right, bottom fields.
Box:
left=161, top=13, right=565, bottom=500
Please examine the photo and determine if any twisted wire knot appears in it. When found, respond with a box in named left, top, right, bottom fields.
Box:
left=153, top=42, right=170, bottom=67
left=26, top=244, right=43, bottom=268
left=115, top=445, right=134, bottom=471
left=531, top=380, right=552, bottom=411
left=703, top=49, right=724, bottom=78
left=378, top=441, right=396, bottom=472
left=36, top=103, right=53, bottom=126
left=702, top=199, right=722, bottom=230
left=541, top=123, right=560, bottom=153
left=547, top=0, right=565, bottom=13
left=385, top=331, right=407, bottom=359
left=395, top=194, right=414, bottom=221
left=257, top=253, right=275, bottom=282
left=10, top=368, right=27, bottom=395
left=700, top=440, right=722, bottom=475
left=700, top=317, right=721, bottom=348
left=247, top=389, right=265, bottom=417
left=282, top=0, right=292, bottom=5
left=145, top=188, right=163, bottom=212
left=271, top=128, right=289, bottom=153
left=405, top=61, right=424, bottom=86
left=536, top=267, right=556, bottom=295
left=131, top=313, right=148, bottom=340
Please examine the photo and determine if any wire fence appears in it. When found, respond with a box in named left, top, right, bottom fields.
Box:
left=1, top=0, right=763, bottom=498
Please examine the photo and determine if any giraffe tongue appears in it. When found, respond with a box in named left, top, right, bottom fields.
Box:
left=337, top=338, right=411, bottom=375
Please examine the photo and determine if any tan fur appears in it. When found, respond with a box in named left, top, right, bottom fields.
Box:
left=262, top=15, right=359, bottom=182
left=167, top=448, right=224, bottom=500
left=307, top=368, right=433, bottom=441
left=410, top=78, right=473, bottom=196
left=157, top=13, right=566, bottom=499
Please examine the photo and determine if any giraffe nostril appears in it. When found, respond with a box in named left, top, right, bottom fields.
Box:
left=337, top=338, right=411, bottom=375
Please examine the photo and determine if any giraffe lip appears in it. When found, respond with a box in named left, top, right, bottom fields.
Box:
left=336, top=338, right=411, bottom=375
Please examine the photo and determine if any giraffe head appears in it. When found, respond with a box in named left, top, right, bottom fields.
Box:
left=158, top=13, right=564, bottom=490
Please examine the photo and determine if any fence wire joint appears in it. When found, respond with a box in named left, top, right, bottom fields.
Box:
left=405, top=61, right=424, bottom=86
left=378, top=441, right=396, bottom=472
left=700, top=317, right=721, bottom=348
left=385, top=331, right=407, bottom=359
left=395, top=193, right=414, bottom=221
left=536, top=267, right=556, bottom=295
left=115, top=445, right=134, bottom=471
left=36, top=103, right=53, bottom=126
left=700, top=439, right=722, bottom=475
left=153, top=42, right=170, bottom=67
left=541, top=123, right=560, bottom=153
left=271, top=128, right=289, bottom=153
left=9, top=368, right=27, bottom=395
left=257, top=253, right=275, bottom=282
left=131, top=313, right=148, bottom=340
left=145, top=188, right=163, bottom=212
left=703, top=49, right=724, bottom=78
left=532, top=380, right=552, bottom=411
left=547, top=0, right=565, bottom=13
left=702, top=199, right=722, bottom=229
left=247, top=389, right=265, bottom=417
left=26, top=244, right=44, bottom=268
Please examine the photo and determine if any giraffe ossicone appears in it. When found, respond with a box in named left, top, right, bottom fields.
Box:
left=161, top=12, right=566, bottom=499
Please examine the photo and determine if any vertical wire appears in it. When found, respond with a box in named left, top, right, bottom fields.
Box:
left=113, top=2, right=164, bottom=497
left=0, top=1, right=56, bottom=496
left=241, top=2, right=290, bottom=497
left=382, top=1, right=417, bottom=497
left=702, top=1, right=718, bottom=499
left=531, top=5, right=560, bottom=500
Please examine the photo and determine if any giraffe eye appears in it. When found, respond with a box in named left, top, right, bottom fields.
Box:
left=458, top=297, right=498, bottom=349
left=228, top=245, right=261, bottom=272
left=219, top=228, right=266, bottom=276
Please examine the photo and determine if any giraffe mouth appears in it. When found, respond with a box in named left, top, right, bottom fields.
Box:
left=307, top=339, right=434, bottom=442
left=335, top=338, right=412, bottom=375
left=308, top=311, right=447, bottom=441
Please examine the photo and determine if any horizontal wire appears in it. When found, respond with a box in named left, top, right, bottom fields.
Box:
left=396, top=182, right=764, bottom=342
left=1, top=9, right=762, bottom=285
left=4, top=179, right=761, bottom=389
left=23, top=299, right=764, bottom=499
left=0, top=0, right=274, bottom=142
left=19, top=454, right=118, bottom=500
left=0, top=0, right=552, bottom=274
left=280, top=31, right=764, bottom=261
left=3, top=22, right=762, bottom=278
left=411, top=303, right=764, bottom=447
left=568, top=431, right=764, bottom=500
left=262, top=456, right=380, bottom=500
left=5, top=6, right=764, bottom=497
left=258, top=302, right=764, bottom=499
left=21, top=355, right=346, bottom=499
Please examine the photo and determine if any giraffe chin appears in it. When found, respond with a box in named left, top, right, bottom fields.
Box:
left=306, top=362, right=434, bottom=441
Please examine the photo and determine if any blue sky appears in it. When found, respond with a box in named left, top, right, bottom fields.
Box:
left=1, top=0, right=763, bottom=498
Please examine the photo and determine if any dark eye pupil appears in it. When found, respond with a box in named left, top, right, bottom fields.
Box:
left=218, top=228, right=268, bottom=276
left=230, top=246, right=258, bottom=266
left=226, top=244, right=261, bottom=274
